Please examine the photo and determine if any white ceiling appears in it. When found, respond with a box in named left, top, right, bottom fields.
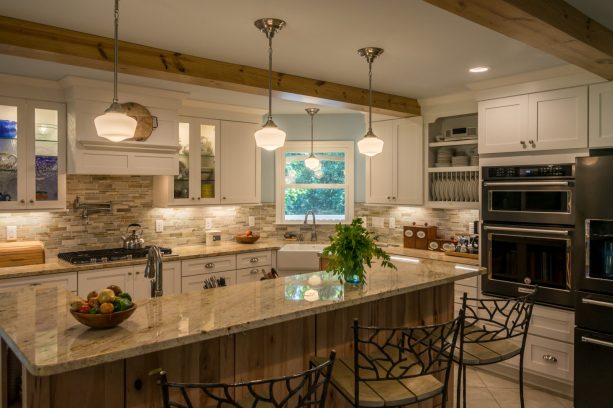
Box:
left=0, top=0, right=571, bottom=101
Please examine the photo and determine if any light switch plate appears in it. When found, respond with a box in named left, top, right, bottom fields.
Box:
left=389, top=217, right=396, bottom=229
left=6, top=226, right=16, bottom=241
left=205, top=218, right=213, bottom=230
left=155, top=219, right=164, bottom=233
left=248, top=216, right=256, bottom=227
left=372, top=217, right=384, bottom=228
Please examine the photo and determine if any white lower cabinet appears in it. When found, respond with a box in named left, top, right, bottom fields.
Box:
left=0, top=272, right=77, bottom=293
left=78, top=266, right=135, bottom=299
left=523, top=335, right=574, bottom=382
left=77, top=261, right=182, bottom=300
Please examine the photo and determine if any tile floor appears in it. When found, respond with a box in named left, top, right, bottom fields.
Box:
left=455, top=366, right=573, bottom=408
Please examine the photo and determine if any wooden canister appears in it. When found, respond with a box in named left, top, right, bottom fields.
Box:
left=415, top=224, right=438, bottom=250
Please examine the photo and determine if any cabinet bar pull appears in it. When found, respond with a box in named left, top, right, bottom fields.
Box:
left=542, top=354, right=557, bottom=363
left=205, top=263, right=214, bottom=269
left=581, top=298, right=613, bottom=309
left=518, top=287, right=535, bottom=294
left=581, top=336, right=613, bottom=349
left=249, top=257, right=259, bottom=263
left=250, top=268, right=259, bottom=274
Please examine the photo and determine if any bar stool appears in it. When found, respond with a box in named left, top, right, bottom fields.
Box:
left=455, top=292, right=536, bottom=408
left=310, top=311, right=465, bottom=408
left=155, top=350, right=336, bottom=407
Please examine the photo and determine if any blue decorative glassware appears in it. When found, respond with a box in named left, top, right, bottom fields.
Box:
left=0, top=120, right=17, bottom=139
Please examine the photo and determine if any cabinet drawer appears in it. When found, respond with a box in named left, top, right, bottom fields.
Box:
left=182, top=255, right=236, bottom=277
left=454, top=284, right=478, bottom=305
left=524, top=335, right=574, bottom=381
left=182, top=270, right=236, bottom=293
left=236, top=251, right=271, bottom=269
left=529, top=305, right=575, bottom=343
left=0, top=272, right=78, bottom=293
left=236, top=266, right=268, bottom=284
left=456, top=276, right=478, bottom=288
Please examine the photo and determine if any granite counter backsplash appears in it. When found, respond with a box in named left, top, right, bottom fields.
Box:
left=0, top=175, right=478, bottom=257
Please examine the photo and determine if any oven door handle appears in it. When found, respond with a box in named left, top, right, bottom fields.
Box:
left=581, top=298, right=613, bottom=309
left=483, top=226, right=570, bottom=235
left=483, top=181, right=571, bottom=187
left=581, top=336, right=613, bottom=350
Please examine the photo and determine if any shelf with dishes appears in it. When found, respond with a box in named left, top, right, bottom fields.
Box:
left=428, top=170, right=479, bottom=203
left=428, top=138, right=477, bottom=148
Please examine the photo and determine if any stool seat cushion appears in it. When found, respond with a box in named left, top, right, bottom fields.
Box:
left=310, top=356, right=444, bottom=407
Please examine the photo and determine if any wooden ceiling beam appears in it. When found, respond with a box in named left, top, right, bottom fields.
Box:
left=424, top=0, right=613, bottom=80
left=0, top=15, right=420, bottom=117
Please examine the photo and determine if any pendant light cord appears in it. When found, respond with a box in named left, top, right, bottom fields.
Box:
left=268, top=35, right=273, bottom=121
left=113, top=0, right=119, bottom=104
left=368, top=58, right=373, bottom=133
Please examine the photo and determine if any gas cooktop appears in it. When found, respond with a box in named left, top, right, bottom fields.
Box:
left=58, top=247, right=172, bottom=265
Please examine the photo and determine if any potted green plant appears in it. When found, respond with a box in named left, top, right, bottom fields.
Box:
left=322, top=218, right=396, bottom=285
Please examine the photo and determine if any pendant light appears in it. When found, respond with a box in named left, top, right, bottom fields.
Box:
left=357, top=47, right=385, bottom=157
left=94, top=0, right=137, bottom=142
left=304, top=108, right=321, bottom=171
left=254, top=18, right=287, bottom=151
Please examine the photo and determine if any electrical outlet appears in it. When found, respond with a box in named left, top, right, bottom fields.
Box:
left=248, top=216, right=256, bottom=227
left=6, top=226, right=16, bottom=241
left=205, top=218, right=213, bottom=230
left=155, top=219, right=164, bottom=233
left=372, top=217, right=384, bottom=228
left=389, top=217, right=396, bottom=229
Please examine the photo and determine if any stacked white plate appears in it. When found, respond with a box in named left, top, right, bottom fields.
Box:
left=451, top=155, right=469, bottom=167
left=435, top=148, right=452, bottom=167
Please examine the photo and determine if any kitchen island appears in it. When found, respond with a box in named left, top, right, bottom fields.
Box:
left=0, top=257, right=484, bottom=407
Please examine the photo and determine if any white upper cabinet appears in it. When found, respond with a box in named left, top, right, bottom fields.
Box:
left=589, top=81, right=613, bottom=148
left=478, top=86, right=588, bottom=154
left=220, top=121, right=261, bottom=204
left=478, top=95, right=529, bottom=154
left=528, top=86, right=588, bottom=151
left=0, top=96, right=66, bottom=211
left=154, top=119, right=261, bottom=206
left=61, top=77, right=184, bottom=176
left=365, top=117, right=423, bottom=205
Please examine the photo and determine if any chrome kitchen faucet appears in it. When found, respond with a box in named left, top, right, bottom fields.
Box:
left=304, top=210, right=317, bottom=241
left=144, top=245, right=164, bottom=297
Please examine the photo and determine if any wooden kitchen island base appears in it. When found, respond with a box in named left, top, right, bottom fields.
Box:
left=19, top=284, right=453, bottom=407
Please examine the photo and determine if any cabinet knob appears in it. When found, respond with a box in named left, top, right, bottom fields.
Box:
left=542, top=354, right=557, bottom=363
left=392, top=196, right=396, bottom=200
left=191, top=197, right=195, bottom=200
left=387, top=196, right=391, bottom=199
left=529, top=140, right=536, bottom=147
left=197, top=197, right=201, bottom=200
left=29, top=199, right=34, bottom=204
left=520, top=141, right=527, bottom=147
left=222, top=197, right=227, bottom=200
left=19, top=199, right=25, bottom=204
left=128, top=272, right=132, bottom=276
left=135, top=271, right=140, bottom=275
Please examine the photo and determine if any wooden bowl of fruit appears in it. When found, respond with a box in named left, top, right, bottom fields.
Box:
left=235, top=229, right=260, bottom=244
left=69, top=285, right=136, bottom=329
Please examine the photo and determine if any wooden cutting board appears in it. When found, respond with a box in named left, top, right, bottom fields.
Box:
left=0, top=241, right=45, bottom=268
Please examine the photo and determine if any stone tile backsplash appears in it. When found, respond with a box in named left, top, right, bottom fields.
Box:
left=0, top=176, right=478, bottom=257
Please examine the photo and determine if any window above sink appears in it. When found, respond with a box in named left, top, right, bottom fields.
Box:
left=275, top=141, right=354, bottom=224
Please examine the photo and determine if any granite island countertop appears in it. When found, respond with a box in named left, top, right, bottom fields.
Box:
left=0, top=240, right=479, bottom=280
left=0, top=258, right=485, bottom=376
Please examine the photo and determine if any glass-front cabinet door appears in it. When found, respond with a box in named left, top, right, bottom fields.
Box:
left=170, top=117, right=220, bottom=205
left=0, top=97, right=64, bottom=211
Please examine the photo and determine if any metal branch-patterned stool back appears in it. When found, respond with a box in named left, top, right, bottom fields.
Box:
left=462, top=293, right=535, bottom=345
left=157, top=350, right=336, bottom=408
left=348, top=312, right=464, bottom=407
left=456, top=291, right=536, bottom=408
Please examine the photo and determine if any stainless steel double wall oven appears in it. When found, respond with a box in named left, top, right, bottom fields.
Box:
left=481, top=164, right=576, bottom=308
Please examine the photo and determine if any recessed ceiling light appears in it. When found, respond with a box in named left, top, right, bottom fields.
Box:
left=469, top=66, right=490, bottom=73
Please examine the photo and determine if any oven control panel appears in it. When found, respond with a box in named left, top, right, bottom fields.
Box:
left=484, top=164, right=574, bottom=179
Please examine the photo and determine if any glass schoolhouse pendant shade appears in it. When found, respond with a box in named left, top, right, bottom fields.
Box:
left=255, top=118, right=286, bottom=151
left=357, top=129, right=385, bottom=157
left=94, top=102, right=137, bottom=142
left=304, top=154, right=321, bottom=171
